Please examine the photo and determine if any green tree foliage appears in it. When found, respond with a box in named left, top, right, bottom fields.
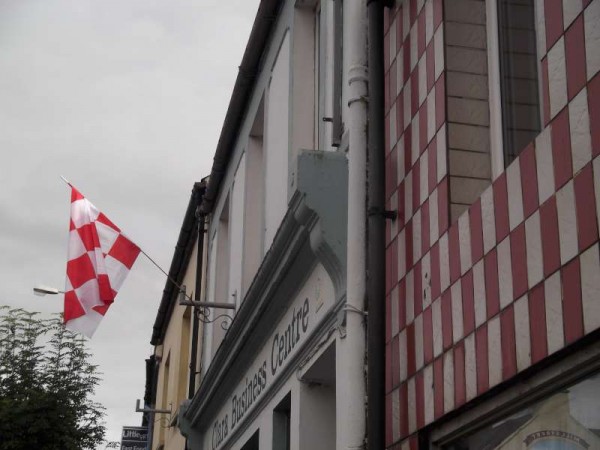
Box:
left=0, top=307, right=105, bottom=449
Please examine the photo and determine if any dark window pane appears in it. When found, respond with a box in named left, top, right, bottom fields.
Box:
left=497, top=0, right=541, bottom=165
left=273, top=393, right=291, bottom=450
left=241, top=430, right=259, bottom=450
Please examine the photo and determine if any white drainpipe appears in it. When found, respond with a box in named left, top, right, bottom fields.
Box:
left=338, top=1, right=368, bottom=450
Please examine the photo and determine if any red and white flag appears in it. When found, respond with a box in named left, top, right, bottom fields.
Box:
left=64, top=185, right=140, bottom=337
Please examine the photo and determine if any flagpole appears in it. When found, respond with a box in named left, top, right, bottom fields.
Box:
left=138, top=249, right=195, bottom=302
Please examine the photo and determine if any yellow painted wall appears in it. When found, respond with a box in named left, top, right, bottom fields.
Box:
left=151, top=238, right=205, bottom=450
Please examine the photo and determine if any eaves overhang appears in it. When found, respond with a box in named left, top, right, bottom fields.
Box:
left=179, top=150, right=348, bottom=444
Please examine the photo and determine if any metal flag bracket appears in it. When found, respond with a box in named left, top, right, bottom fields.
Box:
left=177, top=285, right=236, bottom=331
left=135, top=399, right=171, bottom=415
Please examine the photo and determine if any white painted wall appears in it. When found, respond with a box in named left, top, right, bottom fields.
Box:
left=229, top=155, right=246, bottom=308
left=299, top=383, right=336, bottom=450
left=202, top=232, right=218, bottom=372
left=200, top=263, right=336, bottom=450
left=243, top=135, right=265, bottom=295
left=228, top=378, right=297, bottom=450
left=222, top=360, right=336, bottom=450
left=264, top=32, right=290, bottom=253
left=212, top=203, right=230, bottom=356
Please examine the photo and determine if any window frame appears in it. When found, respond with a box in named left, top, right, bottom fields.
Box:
left=273, top=392, right=292, bottom=450
left=243, top=95, right=266, bottom=296
left=486, top=0, right=544, bottom=179
left=331, top=0, right=343, bottom=147
left=301, top=0, right=342, bottom=150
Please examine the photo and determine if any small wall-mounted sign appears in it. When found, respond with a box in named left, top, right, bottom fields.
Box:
left=121, top=426, right=148, bottom=450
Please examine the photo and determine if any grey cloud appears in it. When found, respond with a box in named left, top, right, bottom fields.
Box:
left=0, top=0, right=259, bottom=446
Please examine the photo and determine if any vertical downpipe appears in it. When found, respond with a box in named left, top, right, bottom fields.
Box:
left=339, top=1, right=369, bottom=450
left=366, top=1, right=385, bottom=450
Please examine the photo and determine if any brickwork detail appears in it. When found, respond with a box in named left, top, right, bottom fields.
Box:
left=384, top=0, right=600, bottom=448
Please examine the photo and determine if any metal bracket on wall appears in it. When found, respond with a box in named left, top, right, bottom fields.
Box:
left=343, top=304, right=368, bottom=317
left=177, top=286, right=235, bottom=330
left=135, top=399, right=171, bottom=415
left=367, top=207, right=398, bottom=220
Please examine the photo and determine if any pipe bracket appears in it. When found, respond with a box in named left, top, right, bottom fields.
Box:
left=348, top=96, right=369, bottom=106
left=367, top=207, right=398, bottom=220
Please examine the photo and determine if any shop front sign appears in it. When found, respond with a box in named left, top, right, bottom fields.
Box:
left=208, top=264, right=333, bottom=450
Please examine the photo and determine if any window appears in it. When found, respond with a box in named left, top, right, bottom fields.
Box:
left=158, top=352, right=170, bottom=445
left=496, top=0, right=541, bottom=165
left=212, top=195, right=231, bottom=356
left=202, top=195, right=231, bottom=369
left=243, top=97, right=266, bottom=295
left=273, top=393, right=291, bottom=450
left=215, top=196, right=231, bottom=301
left=177, top=307, right=191, bottom=404
left=264, top=31, right=290, bottom=252
left=314, top=2, right=323, bottom=149
left=298, top=343, right=336, bottom=450
left=313, top=0, right=343, bottom=150
left=241, top=430, right=259, bottom=450
left=290, top=0, right=342, bottom=204
left=446, top=0, right=542, bottom=221
left=442, top=372, right=600, bottom=450
left=229, top=157, right=246, bottom=309
left=161, top=353, right=170, bottom=412
left=446, top=0, right=493, bottom=220
left=331, top=0, right=343, bottom=147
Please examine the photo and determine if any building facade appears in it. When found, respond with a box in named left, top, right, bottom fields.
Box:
left=143, top=0, right=600, bottom=448
left=147, top=182, right=208, bottom=450
left=383, top=0, right=600, bottom=449
left=177, top=1, right=382, bottom=450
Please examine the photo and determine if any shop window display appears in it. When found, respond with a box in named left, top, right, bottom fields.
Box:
left=444, top=373, right=600, bottom=450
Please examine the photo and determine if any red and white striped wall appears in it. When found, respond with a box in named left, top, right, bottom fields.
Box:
left=383, top=0, right=600, bottom=448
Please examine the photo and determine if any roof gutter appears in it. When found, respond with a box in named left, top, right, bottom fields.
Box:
left=199, top=0, right=282, bottom=215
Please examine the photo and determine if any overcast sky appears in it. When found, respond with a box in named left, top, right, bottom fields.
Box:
left=0, top=0, right=259, bottom=446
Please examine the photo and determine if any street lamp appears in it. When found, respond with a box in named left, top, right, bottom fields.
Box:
left=32, top=285, right=64, bottom=296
